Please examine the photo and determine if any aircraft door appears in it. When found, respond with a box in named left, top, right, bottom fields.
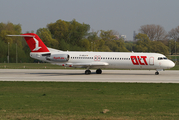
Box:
left=149, top=57, right=154, bottom=65
left=67, top=55, right=70, bottom=60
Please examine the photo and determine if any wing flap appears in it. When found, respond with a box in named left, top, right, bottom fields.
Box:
left=65, top=62, right=109, bottom=68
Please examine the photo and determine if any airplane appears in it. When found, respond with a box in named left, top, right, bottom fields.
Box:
left=8, top=33, right=175, bottom=75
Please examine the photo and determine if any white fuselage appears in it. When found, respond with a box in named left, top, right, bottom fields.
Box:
left=30, top=51, right=175, bottom=70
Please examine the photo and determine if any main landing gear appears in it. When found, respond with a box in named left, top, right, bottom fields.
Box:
left=96, top=69, right=102, bottom=74
left=85, top=69, right=102, bottom=75
left=85, top=70, right=91, bottom=75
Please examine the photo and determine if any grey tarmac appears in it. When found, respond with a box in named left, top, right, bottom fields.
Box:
left=0, top=69, right=178, bottom=83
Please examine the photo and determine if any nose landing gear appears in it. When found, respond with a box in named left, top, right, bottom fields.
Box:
left=155, top=69, right=163, bottom=75
left=155, top=71, right=159, bottom=75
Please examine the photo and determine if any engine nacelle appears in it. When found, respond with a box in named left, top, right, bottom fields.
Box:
left=46, top=54, right=69, bottom=62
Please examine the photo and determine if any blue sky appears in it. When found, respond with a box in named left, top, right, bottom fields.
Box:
left=0, top=0, right=179, bottom=40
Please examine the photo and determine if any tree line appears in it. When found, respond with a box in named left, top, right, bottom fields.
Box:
left=0, top=20, right=179, bottom=63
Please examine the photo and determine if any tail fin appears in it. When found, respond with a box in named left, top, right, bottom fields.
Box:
left=8, top=33, right=49, bottom=52
left=22, top=33, right=49, bottom=52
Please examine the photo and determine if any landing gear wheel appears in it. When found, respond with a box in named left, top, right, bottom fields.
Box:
left=96, top=69, right=102, bottom=74
left=85, top=70, right=91, bottom=75
left=155, top=71, right=159, bottom=75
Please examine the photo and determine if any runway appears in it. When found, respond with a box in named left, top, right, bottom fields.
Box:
left=0, top=69, right=178, bottom=83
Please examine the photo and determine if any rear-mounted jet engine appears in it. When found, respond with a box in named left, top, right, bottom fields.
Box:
left=46, top=54, right=69, bottom=62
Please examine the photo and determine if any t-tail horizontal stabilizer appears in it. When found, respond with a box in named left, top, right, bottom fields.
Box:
left=7, top=33, right=49, bottom=52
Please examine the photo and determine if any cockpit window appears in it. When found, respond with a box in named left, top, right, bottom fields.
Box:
left=158, top=57, right=168, bottom=60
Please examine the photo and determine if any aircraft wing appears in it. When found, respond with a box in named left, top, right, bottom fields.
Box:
left=59, top=62, right=109, bottom=68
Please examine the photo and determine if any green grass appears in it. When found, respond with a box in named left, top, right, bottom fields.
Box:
left=170, top=55, right=179, bottom=61
left=170, top=64, right=179, bottom=70
left=0, top=63, right=71, bottom=69
left=0, top=82, right=179, bottom=120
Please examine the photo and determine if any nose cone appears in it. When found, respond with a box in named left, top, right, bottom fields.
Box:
left=168, top=60, right=175, bottom=68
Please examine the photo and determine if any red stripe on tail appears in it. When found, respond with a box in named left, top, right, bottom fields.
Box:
left=22, top=33, right=49, bottom=52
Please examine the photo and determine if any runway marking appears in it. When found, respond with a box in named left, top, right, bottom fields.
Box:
left=0, top=69, right=179, bottom=83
